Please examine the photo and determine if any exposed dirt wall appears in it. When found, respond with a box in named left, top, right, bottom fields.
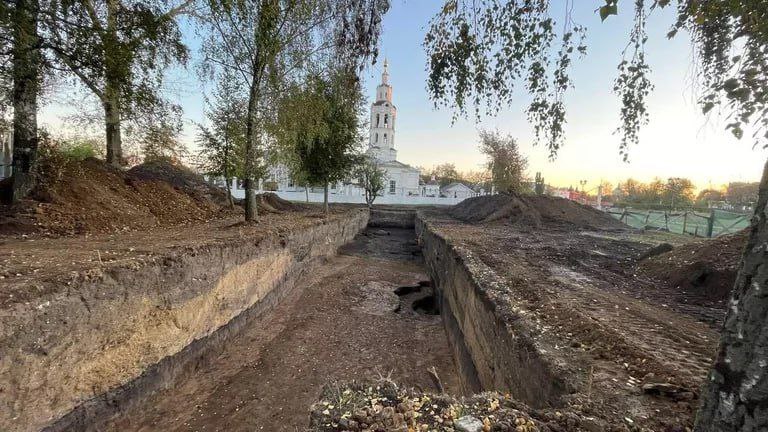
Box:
left=415, top=213, right=572, bottom=407
left=0, top=210, right=368, bottom=432
left=368, top=208, right=416, bottom=228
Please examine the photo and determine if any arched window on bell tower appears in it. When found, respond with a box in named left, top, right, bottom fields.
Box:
left=383, top=133, right=388, bottom=145
left=384, top=114, right=389, bottom=128
left=376, top=113, right=380, bottom=127
left=375, top=133, right=378, bottom=143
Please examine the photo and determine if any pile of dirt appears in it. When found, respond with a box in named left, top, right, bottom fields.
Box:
left=308, top=380, right=614, bottom=432
left=450, top=193, right=626, bottom=230
left=638, top=229, right=749, bottom=303
left=0, top=158, right=240, bottom=236
left=128, top=160, right=230, bottom=207
left=256, top=192, right=306, bottom=213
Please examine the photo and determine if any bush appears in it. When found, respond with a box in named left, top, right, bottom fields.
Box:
left=59, top=139, right=101, bottom=161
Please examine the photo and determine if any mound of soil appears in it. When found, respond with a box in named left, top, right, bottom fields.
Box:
left=256, top=192, right=305, bottom=213
left=639, top=229, right=749, bottom=303
left=128, top=160, right=230, bottom=207
left=450, top=193, right=625, bottom=230
left=450, top=193, right=541, bottom=226
left=0, top=158, right=240, bottom=236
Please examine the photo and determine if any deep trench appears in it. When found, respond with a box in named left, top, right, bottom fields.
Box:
left=95, top=209, right=461, bottom=432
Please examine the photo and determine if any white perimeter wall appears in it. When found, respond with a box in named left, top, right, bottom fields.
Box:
left=229, top=186, right=466, bottom=206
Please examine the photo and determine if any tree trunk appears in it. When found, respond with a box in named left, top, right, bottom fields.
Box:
left=243, top=76, right=260, bottom=222
left=103, top=96, right=122, bottom=166
left=10, top=0, right=41, bottom=202
left=222, top=126, right=234, bottom=209
left=323, top=183, right=329, bottom=215
left=103, top=0, right=123, bottom=167
left=225, top=177, right=234, bottom=208
left=694, top=158, right=768, bottom=432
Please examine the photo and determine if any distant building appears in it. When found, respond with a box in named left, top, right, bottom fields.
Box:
left=441, top=182, right=476, bottom=200
left=421, top=176, right=440, bottom=197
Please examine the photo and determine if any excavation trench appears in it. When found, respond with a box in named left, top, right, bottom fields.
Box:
left=94, top=209, right=461, bottom=431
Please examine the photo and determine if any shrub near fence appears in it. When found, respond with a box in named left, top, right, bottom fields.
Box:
left=605, top=208, right=750, bottom=238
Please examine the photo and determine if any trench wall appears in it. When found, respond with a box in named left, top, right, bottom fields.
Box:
left=0, top=210, right=368, bottom=432
left=368, top=207, right=416, bottom=228
left=415, top=213, right=571, bottom=406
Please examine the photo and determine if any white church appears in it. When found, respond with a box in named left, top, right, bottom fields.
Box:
left=364, top=60, right=421, bottom=196
left=228, top=61, right=474, bottom=205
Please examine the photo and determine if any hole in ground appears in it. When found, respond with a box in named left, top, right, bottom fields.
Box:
left=412, top=295, right=439, bottom=315
left=394, top=281, right=440, bottom=316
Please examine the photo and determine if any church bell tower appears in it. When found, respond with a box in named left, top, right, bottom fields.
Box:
left=368, top=59, right=397, bottom=162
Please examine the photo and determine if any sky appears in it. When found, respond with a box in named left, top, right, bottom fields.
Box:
left=39, top=0, right=767, bottom=191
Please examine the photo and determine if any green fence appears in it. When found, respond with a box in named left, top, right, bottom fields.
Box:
left=605, top=208, right=750, bottom=237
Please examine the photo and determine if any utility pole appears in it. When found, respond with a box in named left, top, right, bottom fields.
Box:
left=597, top=184, right=603, bottom=210
left=579, top=179, right=587, bottom=204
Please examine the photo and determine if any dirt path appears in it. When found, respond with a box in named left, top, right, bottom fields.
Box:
left=103, top=228, right=459, bottom=432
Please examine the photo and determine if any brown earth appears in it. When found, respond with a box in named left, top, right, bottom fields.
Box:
left=0, top=205, right=344, bottom=311
left=638, top=229, right=748, bottom=307
left=418, top=195, right=723, bottom=431
left=450, top=193, right=626, bottom=231
left=101, top=227, right=460, bottom=432
left=0, top=158, right=242, bottom=236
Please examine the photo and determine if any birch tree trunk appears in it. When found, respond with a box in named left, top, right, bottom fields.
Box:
left=695, top=158, right=768, bottom=431
left=103, top=0, right=123, bottom=167
left=103, top=96, right=122, bottom=166
left=323, top=183, right=329, bottom=215
left=243, top=76, right=259, bottom=221
left=10, top=0, right=40, bottom=202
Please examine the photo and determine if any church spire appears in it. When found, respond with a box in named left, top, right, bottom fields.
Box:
left=382, top=58, right=389, bottom=85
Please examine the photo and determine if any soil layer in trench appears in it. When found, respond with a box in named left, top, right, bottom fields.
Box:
left=103, top=227, right=459, bottom=432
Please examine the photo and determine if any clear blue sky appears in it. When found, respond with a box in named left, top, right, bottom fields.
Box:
left=40, top=0, right=767, bottom=191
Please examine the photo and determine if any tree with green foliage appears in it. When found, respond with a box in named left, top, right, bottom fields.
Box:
left=356, top=157, right=386, bottom=207
left=42, top=0, right=191, bottom=167
left=196, top=75, right=247, bottom=208
left=425, top=1, right=768, bottom=429
left=479, top=129, right=527, bottom=194
left=422, top=163, right=461, bottom=187
left=726, top=182, right=759, bottom=208
left=663, top=177, right=695, bottom=208
left=141, top=123, right=186, bottom=163
left=697, top=188, right=725, bottom=207
left=290, top=70, right=364, bottom=214
left=198, top=0, right=388, bottom=221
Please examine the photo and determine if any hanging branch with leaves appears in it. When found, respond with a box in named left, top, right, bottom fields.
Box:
left=424, top=0, right=586, bottom=158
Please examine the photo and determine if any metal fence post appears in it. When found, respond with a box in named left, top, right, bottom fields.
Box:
left=682, top=211, right=688, bottom=234
left=706, top=209, right=716, bottom=238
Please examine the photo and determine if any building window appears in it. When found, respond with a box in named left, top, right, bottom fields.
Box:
left=375, top=133, right=378, bottom=143
left=384, top=114, right=389, bottom=127
left=383, top=133, right=388, bottom=145
left=376, top=113, right=380, bottom=127
left=389, top=180, right=396, bottom=194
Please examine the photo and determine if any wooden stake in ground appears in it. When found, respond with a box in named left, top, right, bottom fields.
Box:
left=427, top=366, right=444, bottom=394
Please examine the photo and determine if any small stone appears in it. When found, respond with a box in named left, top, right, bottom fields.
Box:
left=455, top=415, right=484, bottom=432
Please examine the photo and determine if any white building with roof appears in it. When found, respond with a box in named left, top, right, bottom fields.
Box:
left=441, top=182, right=477, bottom=200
